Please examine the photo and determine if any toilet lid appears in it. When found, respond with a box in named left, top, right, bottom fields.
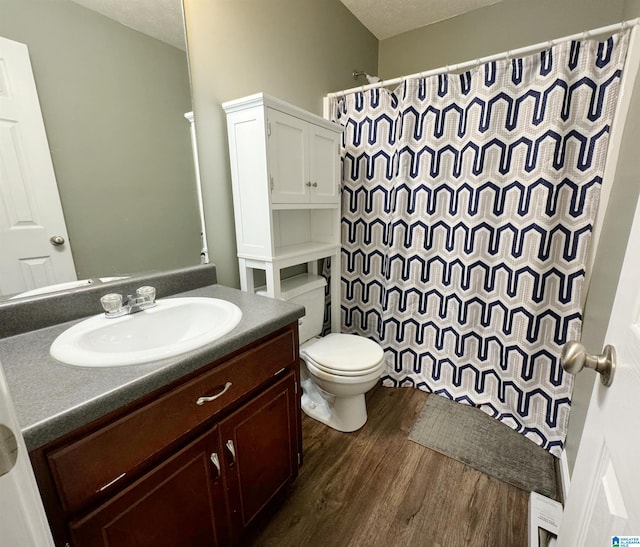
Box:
left=303, top=333, right=384, bottom=374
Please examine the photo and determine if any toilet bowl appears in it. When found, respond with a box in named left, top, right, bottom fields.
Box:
left=260, top=273, right=385, bottom=432
left=300, top=333, right=384, bottom=432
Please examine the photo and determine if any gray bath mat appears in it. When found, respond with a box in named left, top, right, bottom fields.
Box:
left=409, top=394, right=558, bottom=500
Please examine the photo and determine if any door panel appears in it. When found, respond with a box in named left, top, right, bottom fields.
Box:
left=308, top=124, right=339, bottom=203
left=268, top=109, right=307, bottom=204
left=558, top=186, right=640, bottom=543
left=0, top=361, right=54, bottom=546
left=220, top=371, right=298, bottom=540
left=0, top=36, right=76, bottom=296
left=69, top=426, right=229, bottom=547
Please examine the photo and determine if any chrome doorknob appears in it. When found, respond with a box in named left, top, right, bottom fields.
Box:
left=561, top=341, right=616, bottom=387
left=50, top=235, right=65, bottom=246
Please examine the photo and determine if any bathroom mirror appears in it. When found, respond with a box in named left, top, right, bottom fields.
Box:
left=0, top=0, right=201, bottom=300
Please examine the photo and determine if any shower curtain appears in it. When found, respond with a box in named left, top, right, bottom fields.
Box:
left=327, top=31, right=629, bottom=456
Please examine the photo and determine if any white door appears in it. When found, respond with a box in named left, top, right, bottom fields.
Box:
left=557, top=194, right=640, bottom=543
left=0, top=36, right=76, bottom=297
left=0, top=360, right=54, bottom=546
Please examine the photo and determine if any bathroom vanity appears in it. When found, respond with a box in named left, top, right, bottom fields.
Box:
left=0, top=266, right=304, bottom=546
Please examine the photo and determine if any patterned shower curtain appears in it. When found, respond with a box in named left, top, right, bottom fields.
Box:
left=328, top=31, right=629, bottom=456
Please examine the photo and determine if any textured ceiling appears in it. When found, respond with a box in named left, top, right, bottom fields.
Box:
left=69, top=0, right=506, bottom=49
left=339, top=0, right=506, bottom=39
left=69, top=0, right=186, bottom=50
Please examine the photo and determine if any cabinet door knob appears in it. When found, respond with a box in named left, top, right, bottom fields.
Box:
left=196, top=382, right=232, bottom=405
left=225, top=439, right=236, bottom=465
left=210, top=452, right=221, bottom=479
left=305, top=181, right=312, bottom=187
left=311, top=182, right=318, bottom=188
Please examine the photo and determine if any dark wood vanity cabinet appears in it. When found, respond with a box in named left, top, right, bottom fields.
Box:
left=68, top=424, right=229, bottom=546
left=31, top=324, right=301, bottom=547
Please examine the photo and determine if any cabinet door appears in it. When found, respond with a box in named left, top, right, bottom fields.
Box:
left=268, top=109, right=308, bottom=204
left=220, top=371, right=299, bottom=541
left=68, top=426, right=229, bottom=547
left=308, top=123, right=340, bottom=204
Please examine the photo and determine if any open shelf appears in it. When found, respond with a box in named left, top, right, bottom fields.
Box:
left=224, top=93, right=342, bottom=332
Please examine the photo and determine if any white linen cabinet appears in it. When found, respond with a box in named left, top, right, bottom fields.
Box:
left=223, top=93, right=342, bottom=331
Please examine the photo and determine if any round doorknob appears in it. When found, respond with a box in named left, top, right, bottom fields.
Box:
left=50, top=235, right=65, bottom=246
left=561, top=341, right=616, bottom=387
left=0, top=424, right=18, bottom=477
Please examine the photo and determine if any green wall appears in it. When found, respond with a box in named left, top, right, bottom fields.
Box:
left=0, top=0, right=200, bottom=278
left=379, top=0, right=625, bottom=78
left=183, top=0, right=378, bottom=288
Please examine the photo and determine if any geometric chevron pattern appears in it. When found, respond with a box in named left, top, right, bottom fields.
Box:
left=328, top=32, right=629, bottom=456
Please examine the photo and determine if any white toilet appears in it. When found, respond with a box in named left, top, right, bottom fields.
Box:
left=264, top=274, right=385, bottom=432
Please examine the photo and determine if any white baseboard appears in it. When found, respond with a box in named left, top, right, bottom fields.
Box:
left=558, top=449, right=570, bottom=503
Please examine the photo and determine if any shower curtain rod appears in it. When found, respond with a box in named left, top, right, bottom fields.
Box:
left=326, top=17, right=640, bottom=98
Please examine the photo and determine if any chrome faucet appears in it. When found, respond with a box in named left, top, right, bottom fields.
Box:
left=100, top=286, right=157, bottom=318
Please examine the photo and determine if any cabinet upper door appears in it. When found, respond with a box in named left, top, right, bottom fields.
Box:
left=308, top=124, right=340, bottom=204
left=68, top=427, right=229, bottom=547
left=268, top=109, right=308, bottom=204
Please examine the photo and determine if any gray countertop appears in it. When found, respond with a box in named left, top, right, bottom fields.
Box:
left=0, top=284, right=303, bottom=451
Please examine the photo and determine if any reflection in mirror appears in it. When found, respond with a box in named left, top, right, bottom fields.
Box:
left=0, top=0, right=201, bottom=300
left=6, top=276, right=129, bottom=301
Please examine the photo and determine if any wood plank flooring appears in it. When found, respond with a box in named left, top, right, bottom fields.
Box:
left=247, top=385, right=529, bottom=547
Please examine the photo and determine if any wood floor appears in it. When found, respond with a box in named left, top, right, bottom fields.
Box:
left=247, top=385, right=529, bottom=547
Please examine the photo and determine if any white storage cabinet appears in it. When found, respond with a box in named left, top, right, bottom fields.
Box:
left=223, top=93, right=342, bottom=332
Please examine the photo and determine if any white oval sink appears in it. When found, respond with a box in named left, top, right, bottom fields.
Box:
left=11, top=279, right=94, bottom=299
left=50, top=297, right=242, bottom=367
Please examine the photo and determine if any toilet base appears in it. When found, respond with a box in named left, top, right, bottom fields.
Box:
left=301, top=381, right=368, bottom=432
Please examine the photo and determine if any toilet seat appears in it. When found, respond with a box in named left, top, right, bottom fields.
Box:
left=301, top=333, right=384, bottom=377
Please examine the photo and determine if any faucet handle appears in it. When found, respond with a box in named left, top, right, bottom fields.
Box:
left=100, top=293, right=123, bottom=314
left=136, top=286, right=156, bottom=303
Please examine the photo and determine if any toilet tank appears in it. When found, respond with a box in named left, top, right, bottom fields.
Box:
left=258, top=273, right=327, bottom=343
